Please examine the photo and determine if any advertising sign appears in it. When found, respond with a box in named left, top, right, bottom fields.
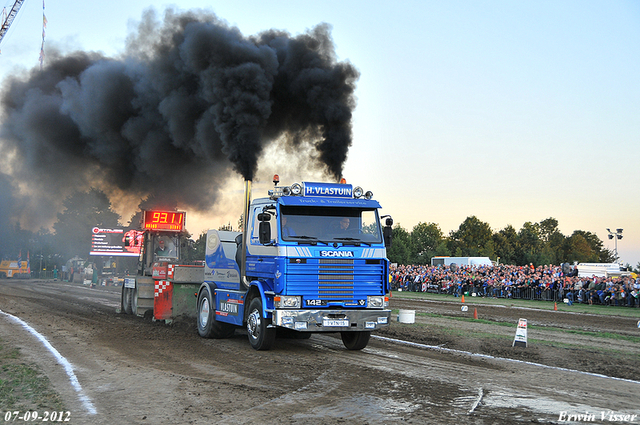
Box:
left=90, top=227, right=141, bottom=257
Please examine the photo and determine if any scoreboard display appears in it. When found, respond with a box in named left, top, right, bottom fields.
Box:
left=142, top=211, right=186, bottom=232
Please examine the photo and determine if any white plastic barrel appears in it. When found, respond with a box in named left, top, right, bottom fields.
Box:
left=398, top=309, right=415, bottom=324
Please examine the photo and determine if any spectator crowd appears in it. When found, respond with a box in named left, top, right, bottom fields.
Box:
left=390, top=263, right=640, bottom=307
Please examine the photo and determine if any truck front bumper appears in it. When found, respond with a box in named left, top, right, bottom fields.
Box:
left=272, top=309, right=391, bottom=332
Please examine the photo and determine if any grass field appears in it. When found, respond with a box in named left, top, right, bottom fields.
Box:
left=391, top=290, right=640, bottom=319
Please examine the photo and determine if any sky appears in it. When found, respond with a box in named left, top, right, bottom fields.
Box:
left=0, top=0, right=638, bottom=265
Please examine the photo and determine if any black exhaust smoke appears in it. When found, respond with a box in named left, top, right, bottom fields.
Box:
left=0, top=8, right=359, bottom=224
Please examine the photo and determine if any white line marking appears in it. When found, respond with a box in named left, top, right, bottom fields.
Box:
left=372, top=334, right=640, bottom=385
left=468, top=387, right=483, bottom=414
left=0, top=309, right=97, bottom=415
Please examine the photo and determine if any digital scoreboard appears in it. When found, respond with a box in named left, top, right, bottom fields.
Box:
left=142, top=211, right=186, bottom=232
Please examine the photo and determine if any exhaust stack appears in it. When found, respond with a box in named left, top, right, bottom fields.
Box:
left=241, top=179, right=251, bottom=288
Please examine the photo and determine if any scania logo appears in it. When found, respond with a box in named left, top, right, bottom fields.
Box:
left=320, top=250, right=354, bottom=257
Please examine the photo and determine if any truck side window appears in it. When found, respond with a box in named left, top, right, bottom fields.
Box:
left=250, top=207, right=276, bottom=244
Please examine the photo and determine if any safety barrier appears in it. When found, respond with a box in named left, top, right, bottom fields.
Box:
left=393, top=281, right=640, bottom=308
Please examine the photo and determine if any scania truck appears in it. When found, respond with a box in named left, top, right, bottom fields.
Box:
left=198, top=176, right=393, bottom=350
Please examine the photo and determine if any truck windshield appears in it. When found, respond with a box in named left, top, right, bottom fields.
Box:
left=280, top=206, right=383, bottom=244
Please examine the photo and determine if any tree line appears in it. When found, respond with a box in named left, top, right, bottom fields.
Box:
left=0, top=188, right=629, bottom=272
left=387, top=216, right=621, bottom=268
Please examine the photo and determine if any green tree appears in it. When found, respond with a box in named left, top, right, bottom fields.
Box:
left=538, top=217, right=559, bottom=243
left=536, top=217, right=565, bottom=265
left=515, top=221, right=541, bottom=265
left=410, top=222, right=443, bottom=264
left=448, top=216, right=493, bottom=257
left=493, top=225, right=517, bottom=264
left=193, top=231, right=207, bottom=260
left=53, top=188, right=121, bottom=260
left=387, top=224, right=411, bottom=265
left=547, top=231, right=566, bottom=263
left=434, top=240, right=451, bottom=257
left=565, top=232, right=598, bottom=263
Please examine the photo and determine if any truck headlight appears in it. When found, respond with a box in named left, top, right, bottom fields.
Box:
left=367, top=296, right=384, bottom=308
left=291, top=183, right=302, bottom=196
left=275, top=296, right=301, bottom=308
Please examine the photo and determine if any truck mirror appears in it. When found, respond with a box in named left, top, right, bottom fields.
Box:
left=257, top=213, right=271, bottom=222
left=381, top=215, right=393, bottom=248
left=259, top=221, right=271, bottom=244
left=383, top=226, right=392, bottom=248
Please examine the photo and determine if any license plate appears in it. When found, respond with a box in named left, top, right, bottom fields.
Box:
left=323, top=319, right=349, bottom=327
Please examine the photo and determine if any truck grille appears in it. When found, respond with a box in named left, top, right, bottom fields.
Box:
left=287, top=258, right=385, bottom=304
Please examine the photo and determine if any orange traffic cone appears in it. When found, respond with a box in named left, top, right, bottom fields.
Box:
left=554, top=302, right=558, bottom=311
left=461, top=294, right=465, bottom=303
left=473, top=308, right=478, bottom=320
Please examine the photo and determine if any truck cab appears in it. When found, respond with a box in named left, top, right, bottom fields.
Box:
left=198, top=179, right=393, bottom=351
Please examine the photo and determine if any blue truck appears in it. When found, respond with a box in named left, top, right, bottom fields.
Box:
left=197, top=178, right=393, bottom=350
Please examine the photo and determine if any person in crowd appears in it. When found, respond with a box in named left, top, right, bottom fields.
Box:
left=389, top=262, right=638, bottom=308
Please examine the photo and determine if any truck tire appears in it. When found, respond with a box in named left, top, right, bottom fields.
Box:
left=341, top=331, right=371, bottom=350
left=246, top=297, right=276, bottom=350
left=197, top=286, right=235, bottom=339
left=133, top=277, right=154, bottom=317
left=122, top=287, right=134, bottom=315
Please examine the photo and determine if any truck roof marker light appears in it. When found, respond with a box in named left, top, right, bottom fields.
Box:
left=273, top=174, right=280, bottom=185
left=340, top=178, right=347, bottom=184
left=365, top=191, right=373, bottom=200
left=353, top=186, right=364, bottom=198
left=290, top=183, right=302, bottom=196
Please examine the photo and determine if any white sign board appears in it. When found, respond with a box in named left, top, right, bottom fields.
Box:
left=513, top=318, right=528, bottom=348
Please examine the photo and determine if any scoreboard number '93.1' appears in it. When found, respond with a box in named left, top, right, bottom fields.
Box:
left=142, top=211, right=185, bottom=232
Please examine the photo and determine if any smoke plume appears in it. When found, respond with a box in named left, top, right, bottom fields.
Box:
left=0, top=8, right=359, bottom=227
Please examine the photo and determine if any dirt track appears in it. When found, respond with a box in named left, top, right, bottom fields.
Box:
left=0, top=279, right=639, bottom=424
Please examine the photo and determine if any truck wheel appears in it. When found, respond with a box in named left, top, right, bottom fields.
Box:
left=341, top=331, right=371, bottom=350
left=122, top=287, right=134, bottom=315
left=198, top=286, right=234, bottom=339
left=246, top=297, right=276, bottom=350
left=132, top=285, right=138, bottom=315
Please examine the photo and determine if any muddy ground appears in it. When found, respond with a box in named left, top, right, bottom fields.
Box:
left=384, top=295, right=640, bottom=382
left=0, top=279, right=639, bottom=425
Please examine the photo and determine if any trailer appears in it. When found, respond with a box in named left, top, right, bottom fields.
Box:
left=430, top=256, right=493, bottom=268
left=577, top=263, right=629, bottom=278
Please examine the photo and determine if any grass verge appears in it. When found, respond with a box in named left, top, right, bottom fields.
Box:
left=391, top=290, right=640, bottom=318
left=390, top=309, right=640, bottom=344
left=0, top=338, right=66, bottom=411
